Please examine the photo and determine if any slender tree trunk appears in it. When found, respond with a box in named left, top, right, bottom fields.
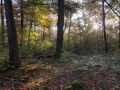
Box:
left=28, top=21, right=33, bottom=50
left=83, top=31, right=86, bottom=54
left=78, top=27, right=82, bottom=51
left=48, top=27, right=51, bottom=40
left=68, top=12, right=72, bottom=51
left=4, top=0, right=20, bottom=67
left=96, top=31, right=99, bottom=52
left=20, top=0, right=24, bottom=46
left=102, top=0, right=108, bottom=54
left=34, top=22, right=37, bottom=44
left=1, top=0, right=5, bottom=46
left=63, top=15, right=69, bottom=34
left=55, top=0, right=65, bottom=57
left=42, top=27, right=45, bottom=42
left=119, top=18, right=120, bottom=52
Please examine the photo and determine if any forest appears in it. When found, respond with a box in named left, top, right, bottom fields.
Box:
left=0, top=0, right=120, bottom=90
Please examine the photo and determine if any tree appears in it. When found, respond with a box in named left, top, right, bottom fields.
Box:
left=68, top=13, right=72, bottom=51
left=4, top=0, right=20, bottom=67
left=1, top=0, right=5, bottom=46
left=119, top=18, right=120, bottom=51
left=55, top=0, right=65, bottom=57
left=102, top=0, right=108, bottom=54
left=28, top=21, right=33, bottom=50
left=20, top=0, right=24, bottom=46
left=64, top=1, right=80, bottom=51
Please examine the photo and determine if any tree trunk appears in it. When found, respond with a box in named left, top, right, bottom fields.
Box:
left=28, top=21, right=33, bottom=50
left=119, top=18, right=120, bottom=52
left=68, top=12, right=72, bottom=51
left=49, top=27, right=51, bottom=40
left=55, top=0, right=65, bottom=57
left=42, top=27, right=45, bottom=42
left=63, top=15, right=69, bottom=34
left=20, top=0, right=24, bottom=46
left=102, top=0, right=108, bottom=54
left=34, top=22, right=37, bottom=44
left=1, top=0, right=5, bottom=46
left=4, top=0, right=20, bottom=67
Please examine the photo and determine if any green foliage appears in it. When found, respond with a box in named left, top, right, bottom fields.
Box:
left=63, top=84, right=72, bottom=90
left=40, top=40, right=53, bottom=52
left=71, top=81, right=84, bottom=90
left=59, top=53, right=69, bottom=62
left=65, top=1, right=80, bottom=16
left=0, top=48, right=9, bottom=71
left=0, top=58, right=9, bottom=72
left=110, top=51, right=120, bottom=72
left=112, top=77, right=120, bottom=84
left=77, top=65, right=89, bottom=73
left=111, top=0, right=118, bottom=4
left=63, top=81, right=85, bottom=90
left=19, top=47, right=31, bottom=59
left=37, top=61, right=45, bottom=69
left=19, top=40, right=54, bottom=59
left=32, top=40, right=54, bottom=57
left=32, top=46, right=43, bottom=58
left=85, top=2, right=96, bottom=10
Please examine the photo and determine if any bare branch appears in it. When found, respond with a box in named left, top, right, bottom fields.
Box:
left=105, top=0, right=120, bottom=18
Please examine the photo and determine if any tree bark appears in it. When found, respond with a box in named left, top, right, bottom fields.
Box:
left=34, top=22, right=37, bottom=44
left=119, top=18, right=120, bottom=52
left=28, top=21, right=33, bottom=50
left=20, top=0, right=24, bottom=46
left=68, top=12, right=72, bottom=51
left=42, top=27, right=45, bottom=42
left=48, top=27, right=51, bottom=40
left=63, top=15, right=69, bottom=34
left=4, top=0, right=20, bottom=67
left=1, top=0, right=5, bottom=46
left=55, top=0, right=65, bottom=57
left=102, top=0, right=108, bottom=54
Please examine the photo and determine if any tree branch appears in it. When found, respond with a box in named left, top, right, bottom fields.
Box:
left=24, top=1, right=58, bottom=6
left=105, top=0, right=120, bottom=18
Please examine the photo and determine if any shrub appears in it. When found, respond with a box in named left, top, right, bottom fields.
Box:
left=19, top=46, right=31, bottom=59
left=0, top=57, right=9, bottom=72
left=32, top=46, right=42, bottom=58
left=63, top=80, right=85, bottom=90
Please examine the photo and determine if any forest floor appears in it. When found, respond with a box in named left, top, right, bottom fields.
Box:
left=0, top=54, right=120, bottom=90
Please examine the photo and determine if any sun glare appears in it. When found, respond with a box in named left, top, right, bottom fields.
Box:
left=93, top=24, right=99, bottom=30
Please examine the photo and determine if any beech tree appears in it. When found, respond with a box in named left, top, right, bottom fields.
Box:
left=4, top=0, right=20, bottom=67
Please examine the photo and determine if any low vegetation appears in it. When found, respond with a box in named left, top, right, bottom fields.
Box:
left=0, top=53, right=120, bottom=90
